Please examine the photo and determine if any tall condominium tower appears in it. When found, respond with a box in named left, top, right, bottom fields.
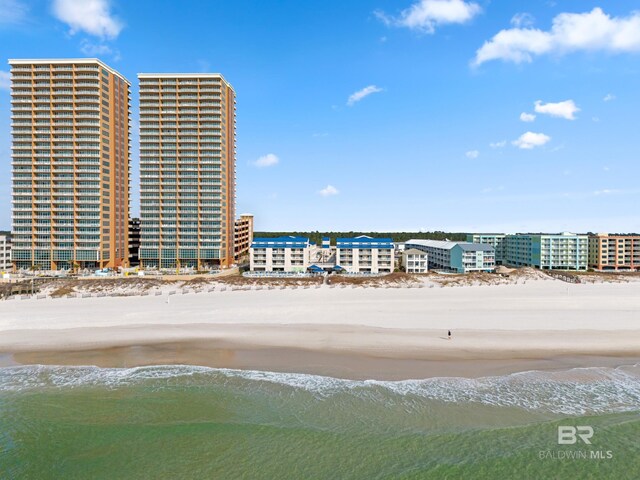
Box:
left=9, top=59, right=130, bottom=270
left=138, top=73, right=236, bottom=269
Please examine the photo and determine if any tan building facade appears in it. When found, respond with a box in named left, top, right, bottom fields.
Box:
left=10, top=58, right=130, bottom=270
left=234, top=213, right=254, bottom=259
left=138, top=73, right=236, bottom=269
left=589, top=233, right=640, bottom=271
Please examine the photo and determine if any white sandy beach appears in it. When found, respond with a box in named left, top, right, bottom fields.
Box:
left=1, top=279, right=640, bottom=378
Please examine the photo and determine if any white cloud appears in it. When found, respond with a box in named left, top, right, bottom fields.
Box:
left=511, top=12, right=535, bottom=28
left=534, top=99, right=580, bottom=120
left=52, top=0, right=123, bottom=39
left=0, top=0, right=28, bottom=24
left=347, top=85, right=383, bottom=106
left=375, top=0, right=481, bottom=34
left=473, top=8, right=640, bottom=66
left=603, top=93, right=616, bottom=101
left=465, top=150, right=479, bottom=159
left=520, top=112, right=536, bottom=122
left=593, top=189, right=618, bottom=195
left=80, top=39, right=113, bottom=56
left=489, top=140, right=507, bottom=148
left=318, top=185, right=339, bottom=196
left=253, top=153, right=279, bottom=168
left=512, top=131, right=551, bottom=149
left=0, top=70, right=10, bottom=90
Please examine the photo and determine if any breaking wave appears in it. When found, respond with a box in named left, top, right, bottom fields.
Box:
left=1, top=363, right=639, bottom=416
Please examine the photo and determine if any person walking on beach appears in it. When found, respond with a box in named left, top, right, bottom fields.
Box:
left=448, top=330, right=452, bottom=340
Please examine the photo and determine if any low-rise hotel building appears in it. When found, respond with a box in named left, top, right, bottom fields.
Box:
left=234, top=213, right=254, bottom=259
left=335, top=235, right=394, bottom=274
left=402, top=248, right=428, bottom=273
left=249, top=236, right=311, bottom=272
left=589, top=233, right=640, bottom=271
left=405, top=239, right=495, bottom=273
left=0, top=235, right=11, bottom=271
left=466, top=234, right=506, bottom=265
left=503, top=233, right=588, bottom=270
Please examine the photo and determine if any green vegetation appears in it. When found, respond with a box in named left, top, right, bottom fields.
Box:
left=254, top=231, right=467, bottom=245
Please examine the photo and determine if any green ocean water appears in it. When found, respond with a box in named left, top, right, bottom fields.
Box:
left=1, top=365, right=639, bottom=479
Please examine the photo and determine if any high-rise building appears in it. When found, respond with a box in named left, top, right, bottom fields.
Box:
left=138, top=73, right=236, bottom=269
left=9, top=59, right=130, bottom=270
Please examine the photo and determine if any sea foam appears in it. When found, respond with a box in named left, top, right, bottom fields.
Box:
left=1, top=363, right=639, bottom=416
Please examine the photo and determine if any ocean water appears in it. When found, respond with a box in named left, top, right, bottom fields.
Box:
left=1, top=364, right=639, bottom=479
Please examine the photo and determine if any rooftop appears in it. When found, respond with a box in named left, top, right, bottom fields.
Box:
left=9, top=58, right=130, bottom=85
left=404, top=248, right=427, bottom=256
left=138, top=72, right=233, bottom=90
left=406, top=239, right=494, bottom=251
left=251, top=236, right=310, bottom=248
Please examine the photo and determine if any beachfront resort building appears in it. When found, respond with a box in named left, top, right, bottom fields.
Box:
left=0, top=235, right=11, bottom=271
left=9, top=58, right=130, bottom=270
left=466, top=234, right=506, bottom=265
left=402, top=248, right=428, bottom=273
left=405, top=239, right=495, bottom=273
left=503, top=233, right=588, bottom=270
left=234, top=213, right=254, bottom=259
left=588, top=233, right=640, bottom=271
left=249, top=236, right=312, bottom=272
left=335, top=235, right=394, bottom=274
left=138, top=73, right=236, bottom=269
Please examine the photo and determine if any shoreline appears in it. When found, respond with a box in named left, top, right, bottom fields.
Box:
left=2, top=323, right=640, bottom=380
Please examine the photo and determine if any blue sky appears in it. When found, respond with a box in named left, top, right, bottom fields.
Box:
left=1, top=0, right=639, bottom=233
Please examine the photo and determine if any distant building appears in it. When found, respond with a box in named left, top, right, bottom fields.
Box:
left=234, top=214, right=254, bottom=260
left=250, top=236, right=311, bottom=272
left=128, top=218, right=141, bottom=267
left=336, top=235, right=394, bottom=274
left=0, top=235, right=11, bottom=272
left=588, top=233, right=640, bottom=271
left=503, top=233, right=588, bottom=270
left=466, top=234, right=506, bottom=265
left=405, top=239, right=495, bottom=273
left=402, top=248, right=428, bottom=273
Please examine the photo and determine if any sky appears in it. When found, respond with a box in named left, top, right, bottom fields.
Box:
left=1, top=0, right=640, bottom=233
